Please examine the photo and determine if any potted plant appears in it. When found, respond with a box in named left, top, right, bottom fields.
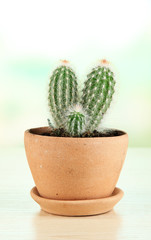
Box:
left=24, top=59, right=128, bottom=216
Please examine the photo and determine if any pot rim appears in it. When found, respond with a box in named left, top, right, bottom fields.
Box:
left=24, top=126, right=128, bottom=140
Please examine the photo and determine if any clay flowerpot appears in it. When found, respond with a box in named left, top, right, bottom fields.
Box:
left=24, top=127, right=128, bottom=201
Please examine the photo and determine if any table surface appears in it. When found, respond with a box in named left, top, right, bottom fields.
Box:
left=0, top=147, right=151, bottom=240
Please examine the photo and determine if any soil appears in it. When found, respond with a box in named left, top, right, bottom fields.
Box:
left=38, top=128, right=124, bottom=138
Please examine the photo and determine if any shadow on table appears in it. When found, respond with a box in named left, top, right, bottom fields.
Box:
left=32, top=209, right=122, bottom=240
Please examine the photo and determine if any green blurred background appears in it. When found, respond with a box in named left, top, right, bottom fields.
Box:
left=0, top=0, right=151, bottom=147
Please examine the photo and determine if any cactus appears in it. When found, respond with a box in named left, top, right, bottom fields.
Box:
left=48, top=59, right=116, bottom=136
left=48, top=61, right=78, bottom=128
left=66, top=105, right=86, bottom=136
left=47, top=118, right=54, bottom=129
left=81, top=60, right=115, bottom=131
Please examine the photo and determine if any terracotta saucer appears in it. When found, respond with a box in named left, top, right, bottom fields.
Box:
left=30, top=187, right=124, bottom=216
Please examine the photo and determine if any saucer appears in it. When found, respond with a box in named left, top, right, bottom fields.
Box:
left=30, top=187, right=124, bottom=216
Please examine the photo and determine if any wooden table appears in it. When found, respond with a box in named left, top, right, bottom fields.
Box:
left=0, top=148, right=151, bottom=239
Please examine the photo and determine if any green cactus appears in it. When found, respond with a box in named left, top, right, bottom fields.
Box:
left=48, top=62, right=78, bottom=128
left=81, top=60, right=115, bottom=131
left=66, top=107, right=85, bottom=136
left=47, top=118, right=54, bottom=129
left=48, top=60, right=116, bottom=136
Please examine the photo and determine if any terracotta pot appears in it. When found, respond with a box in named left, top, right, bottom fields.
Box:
left=24, top=127, right=128, bottom=200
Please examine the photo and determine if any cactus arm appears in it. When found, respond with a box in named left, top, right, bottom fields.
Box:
left=65, top=104, right=86, bottom=136
left=47, top=118, right=54, bottom=129
left=66, top=111, right=85, bottom=136
left=48, top=63, right=78, bottom=128
left=81, top=61, right=115, bottom=131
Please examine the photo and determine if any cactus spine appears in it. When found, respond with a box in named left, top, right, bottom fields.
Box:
left=66, top=109, right=85, bottom=136
left=48, top=62, right=78, bottom=127
left=81, top=60, right=115, bottom=131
